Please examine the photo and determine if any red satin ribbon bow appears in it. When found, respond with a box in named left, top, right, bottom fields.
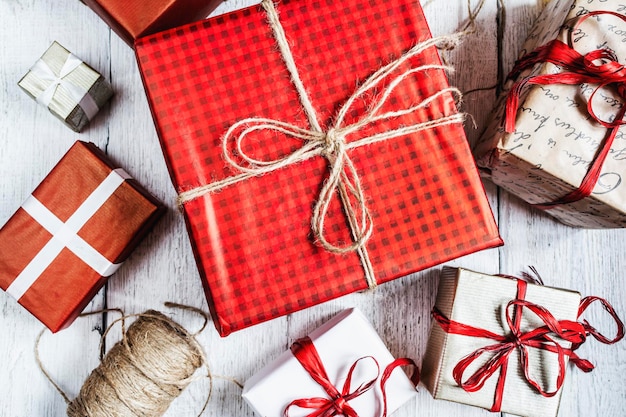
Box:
left=505, top=11, right=626, bottom=209
left=284, top=336, right=419, bottom=417
left=432, top=279, right=625, bottom=412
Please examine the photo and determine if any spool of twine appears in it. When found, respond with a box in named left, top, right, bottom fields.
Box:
left=36, top=304, right=237, bottom=417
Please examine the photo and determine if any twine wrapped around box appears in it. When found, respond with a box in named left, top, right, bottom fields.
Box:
left=135, top=0, right=502, bottom=336
left=177, top=0, right=466, bottom=290
left=18, top=41, right=113, bottom=132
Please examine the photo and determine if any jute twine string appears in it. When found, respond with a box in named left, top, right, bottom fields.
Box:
left=177, top=0, right=466, bottom=290
left=428, top=0, right=486, bottom=62
left=35, top=303, right=242, bottom=417
left=422, top=0, right=502, bottom=99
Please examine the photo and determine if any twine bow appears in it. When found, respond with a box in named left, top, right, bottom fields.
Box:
left=29, top=52, right=100, bottom=120
left=284, top=336, right=418, bottom=417
left=218, top=56, right=461, bottom=256
left=504, top=11, right=626, bottom=209
left=433, top=278, right=625, bottom=412
left=177, top=0, right=465, bottom=288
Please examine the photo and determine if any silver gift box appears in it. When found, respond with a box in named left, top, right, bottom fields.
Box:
left=18, top=41, right=113, bottom=132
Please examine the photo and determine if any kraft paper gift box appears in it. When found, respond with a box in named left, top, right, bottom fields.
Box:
left=243, top=308, right=418, bottom=417
left=421, top=267, right=584, bottom=417
left=18, top=41, right=113, bottom=132
left=80, top=0, right=222, bottom=47
left=0, top=141, right=165, bottom=332
left=474, top=0, right=626, bottom=228
left=135, top=0, right=502, bottom=336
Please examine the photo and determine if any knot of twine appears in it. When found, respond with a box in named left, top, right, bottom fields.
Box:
left=177, top=0, right=465, bottom=289
left=36, top=304, right=242, bottom=417
left=322, top=128, right=343, bottom=156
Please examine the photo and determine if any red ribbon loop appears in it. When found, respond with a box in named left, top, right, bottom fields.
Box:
left=576, top=295, right=626, bottom=345
left=504, top=11, right=626, bottom=209
left=564, top=295, right=625, bottom=372
left=285, top=336, right=418, bottom=417
left=433, top=280, right=589, bottom=412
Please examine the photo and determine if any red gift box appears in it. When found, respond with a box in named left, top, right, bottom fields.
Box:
left=0, top=141, right=164, bottom=332
left=136, top=0, right=502, bottom=336
left=80, top=0, right=222, bottom=47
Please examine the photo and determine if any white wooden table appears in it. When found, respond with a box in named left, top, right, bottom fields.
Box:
left=0, top=1, right=624, bottom=416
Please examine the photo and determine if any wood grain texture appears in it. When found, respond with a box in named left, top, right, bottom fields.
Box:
left=0, top=2, right=110, bottom=416
left=497, top=1, right=626, bottom=416
left=0, top=0, right=623, bottom=416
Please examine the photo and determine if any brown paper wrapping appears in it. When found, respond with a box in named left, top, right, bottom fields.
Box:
left=0, top=141, right=164, bottom=332
left=421, top=267, right=581, bottom=417
left=18, top=42, right=113, bottom=132
left=474, top=0, right=626, bottom=228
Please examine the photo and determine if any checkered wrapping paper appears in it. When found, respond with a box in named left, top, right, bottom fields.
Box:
left=136, top=0, right=502, bottom=336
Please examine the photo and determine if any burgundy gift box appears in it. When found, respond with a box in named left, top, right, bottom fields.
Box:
left=81, top=0, right=222, bottom=47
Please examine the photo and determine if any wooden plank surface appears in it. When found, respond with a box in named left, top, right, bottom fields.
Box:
left=0, top=0, right=623, bottom=416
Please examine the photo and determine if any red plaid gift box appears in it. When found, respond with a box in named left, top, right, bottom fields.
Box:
left=0, top=141, right=164, bottom=332
left=136, top=0, right=502, bottom=336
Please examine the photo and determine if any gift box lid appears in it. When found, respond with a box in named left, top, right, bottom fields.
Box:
left=135, top=0, right=502, bottom=336
left=243, top=308, right=417, bottom=417
left=0, top=141, right=165, bottom=332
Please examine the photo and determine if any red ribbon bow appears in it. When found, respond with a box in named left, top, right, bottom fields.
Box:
left=284, top=336, right=419, bottom=417
left=505, top=11, right=626, bottom=209
left=433, top=279, right=624, bottom=412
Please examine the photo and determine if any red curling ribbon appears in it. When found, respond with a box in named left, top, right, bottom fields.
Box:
left=433, top=278, right=625, bottom=411
left=433, top=280, right=588, bottom=412
left=575, top=295, right=625, bottom=346
left=564, top=295, right=626, bottom=372
left=284, top=336, right=419, bottom=417
left=504, top=11, right=626, bottom=210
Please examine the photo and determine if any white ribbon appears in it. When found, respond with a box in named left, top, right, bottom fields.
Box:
left=29, top=53, right=100, bottom=120
left=6, top=168, right=131, bottom=301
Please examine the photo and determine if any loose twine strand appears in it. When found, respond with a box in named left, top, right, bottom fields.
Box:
left=434, top=0, right=486, bottom=62
left=431, top=0, right=503, bottom=97
left=35, top=303, right=242, bottom=417
left=177, top=0, right=468, bottom=289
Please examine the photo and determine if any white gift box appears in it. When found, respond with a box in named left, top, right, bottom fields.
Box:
left=242, top=308, right=418, bottom=417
